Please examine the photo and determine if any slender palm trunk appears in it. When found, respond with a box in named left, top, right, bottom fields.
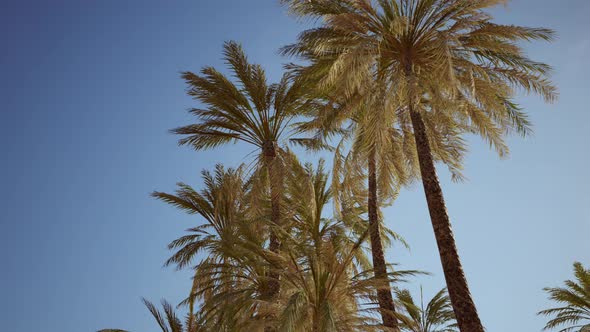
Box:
left=187, top=295, right=195, bottom=332
left=408, top=107, right=484, bottom=332
left=263, top=141, right=281, bottom=332
left=312, top=310, right=320, bottom=332
left=368, top=148, right=399, bottom=331
left=267, top=157, right=281, bottom=293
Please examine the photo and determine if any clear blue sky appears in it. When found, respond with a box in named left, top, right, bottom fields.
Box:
left=0, top=1, right=588, bottom=331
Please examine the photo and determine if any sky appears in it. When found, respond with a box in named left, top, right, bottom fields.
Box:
left=0, top=0, right=588, bottom=331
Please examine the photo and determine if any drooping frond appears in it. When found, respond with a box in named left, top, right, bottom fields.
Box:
left=283, top=0, right=557, bottom=173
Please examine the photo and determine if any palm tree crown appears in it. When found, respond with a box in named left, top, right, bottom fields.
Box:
left=395, top=287, right=457, bottom=332
left=282, top=0, right=557, bottom=166
left=153, top=165, right=274, bottom=330
left=98, top=298, right=196, bottom=332
left=539, top=262, right=590, bottom=332
left=174, top=40, right=303, bottom=162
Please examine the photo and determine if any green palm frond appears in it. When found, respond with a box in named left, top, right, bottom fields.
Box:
left=173, top=40, right=303, bottom=161
left=140, top=298, right=193, bottom=332
left=394, top=287, right=458, bottom=332
left=539, top=262, right=590, bottom=331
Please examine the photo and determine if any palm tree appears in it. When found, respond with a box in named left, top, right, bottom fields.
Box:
left=172, top=40, right=304, bottom=300
left=98, top=298, right=196, bottom=332
left=395, top=288, right=458, bottom=332
left=142, top=298, right=194, bottom=332
left=152, top=165, right=253, bottom=270
left=334, top=102, right=414, bottom=331
left=276, top=157, right=419, bottom=331
left=281, top=1, right=556, bottom=330
left=153, top=165, right=276, bottom=330
left=288, top=47, right=417, bottom=332
left=538, top=262, right=590, bottom=332
left=152, top=156, right=418, bottom=331
left=292, top=82, right=464, bottom=329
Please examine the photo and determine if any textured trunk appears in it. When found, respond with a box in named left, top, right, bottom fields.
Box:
left=263, top=141, right=280, bottom=332
left=187, top=297, right=195, bottom=332
left=312, top=311, right=320, bottom=332
left=408, top=108, right=484, bottom=332
left=266, top=157, right=281, bottom=293
left=368, top=149, right=399, bottom=331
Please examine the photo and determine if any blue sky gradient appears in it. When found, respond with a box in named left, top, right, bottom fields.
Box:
left=1, top=1, right=588, bottom=331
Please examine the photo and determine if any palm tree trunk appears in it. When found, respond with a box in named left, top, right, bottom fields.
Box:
left=368, top=148, right=399, bottom=331
left=267, top=157, right=281, bottom=293
left=263, top=141, right=281, bottom=246
left=408, top=107, right=484, bottom=332
left=312, top=310, right=320, bottom=332
left=263, top=141, right=281, bottom=332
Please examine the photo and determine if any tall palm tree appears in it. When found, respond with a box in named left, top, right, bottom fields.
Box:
left=538, top=262, right=590, bottom=332
left=292, top=82, right=464, bottom=329
left=288, top=49, right=419, bottom=332
left=172, top=41, right=304, bottom=300
left=281, top=1, right=556, bottom=330
left=334, top=103, right=414, bottom=331
left=395, top=288, right=458, bottom=332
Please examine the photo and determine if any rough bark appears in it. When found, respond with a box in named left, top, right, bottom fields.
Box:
left=368, top=149, right=399, bottom=331
left=263, top=140, right=281, bottom=274
left=312, top=311, right=320, bottom=332
left=408, top=108, right=485, bottom=332
left=263, top=141, right=281, bottom=332
left=266, top=157, right=281, bottom=297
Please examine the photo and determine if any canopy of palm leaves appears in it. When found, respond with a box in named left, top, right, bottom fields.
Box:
left=173, top=39, right=306, bottom=197
left=280, top=1, right=556, bottom=330
left=173, top=40, right=309, bottom=304
left=174, top=40, right=304, bottom=155
left=269, top=157, right=421, bottom=331
left=152, top=165, right=274, bottom=330
left=538, top=262, right=590, bottom=332
left=151, top=155, right=420, bottom=331
left=394, top=288, right=457, bottom=332
left=98, top=2, right=561, bottom=331
left=282, top=0, right=556, bottom=170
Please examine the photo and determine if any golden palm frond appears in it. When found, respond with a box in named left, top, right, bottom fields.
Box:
left=282, top=0, right=556, bottom=162
left=173, top=41, right=304, bottom=165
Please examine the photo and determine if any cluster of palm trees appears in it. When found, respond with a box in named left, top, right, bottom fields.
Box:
left=99, top=1, right=588, bottom=331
